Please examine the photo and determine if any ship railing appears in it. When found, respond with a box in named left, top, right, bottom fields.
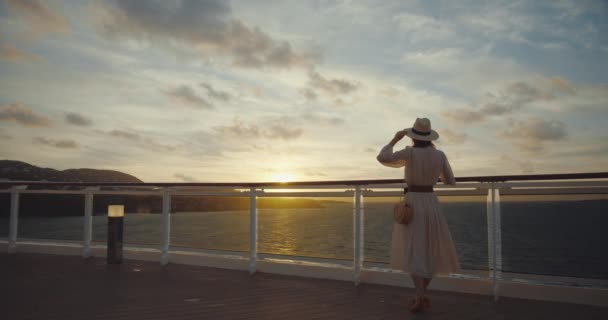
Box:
left=1, top=172, right=607, bottom=305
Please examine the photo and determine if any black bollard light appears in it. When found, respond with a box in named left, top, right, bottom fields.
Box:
left=107, top=205, right=124, bottom=264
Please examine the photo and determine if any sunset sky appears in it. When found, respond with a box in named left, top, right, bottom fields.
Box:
left=1, top=0, right=607, bottom=182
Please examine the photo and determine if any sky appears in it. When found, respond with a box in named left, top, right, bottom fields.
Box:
left=0, top=0, right=607, bottom=183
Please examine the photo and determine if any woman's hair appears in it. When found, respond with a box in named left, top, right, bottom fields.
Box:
left=412, top=139, right=435, bottom=148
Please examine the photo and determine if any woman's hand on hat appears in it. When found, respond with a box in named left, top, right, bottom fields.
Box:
left=390, top=129, right=407, bottom=146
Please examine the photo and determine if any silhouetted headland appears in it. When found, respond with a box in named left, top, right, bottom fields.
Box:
left=0, top=160, right=344, bottom=217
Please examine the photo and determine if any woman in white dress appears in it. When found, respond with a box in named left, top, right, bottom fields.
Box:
left=376, top=118, right=460, bottom=312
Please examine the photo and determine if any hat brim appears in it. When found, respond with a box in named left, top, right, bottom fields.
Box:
left=404, top=128, right=439, bottom=141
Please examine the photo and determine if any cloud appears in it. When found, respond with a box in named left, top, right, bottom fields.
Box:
left=101, top=129, right=177, bottom=152
left=398, top=42, right=567, bottom=99
left=507, top=118, right=568, bottom=140
left=453, top=2, right=594, bottom=51
left=65, top=112, right=93, bottom=126
left=550, top=142, right=608, bottom=159
left=519, top=161, right=535, bottom=174
left=33, top=137, right=79, bottom=149
left=213, top=118, right=303, bottom=140
left=164, top=85, right=212, bottom=109
left=0, top=44, right=42, bottom=62
left=174, top=173, right=197, bottom=182
left=442, top=79, right=575, bottom=124
left=545, top=77, right=576, bottom=95
left=499, top=117, right=568, bottom=152
left=200, top=83, right=231, bottom=102
left=0, top=129, right=12, bottom=140
left=401, top=47, right=464, bottom=70
left=439, top=129, right=467, bottom=144
left=96, top=0, right=315, bottom=69
left=393, top=12, right=454, bottom=43
left=300, top=87, right=317, bottom=101
left=107, top=129, right=140, bottom=140
left=5, top=0, right=69, bottom=35
left=215, top=113, right=341, bottom=147
left=141, top=138, right=177, bottom=152
left=210, top=112, right=340, bottom=143
left=379, top=87, right=400, bottom=97
left=540, top=42, right=567, bottom=50
left=441, top=109, right=485, bottom=124
left=0, top=103, right=52, bottom=127
left=237, top=84, right=264, bottom=99
left=500, top=155, right=535, bottom=174
left=214, top=120, right=260, bottom=138
left=301, top=169, right=328, bottom=178
left=266, top=124, right=303, bottom=140
left=264, top=167, right=328, bottom=179
left=300, top=112, right=344, bottom=126
left=307, top=69, right=358, bottom=96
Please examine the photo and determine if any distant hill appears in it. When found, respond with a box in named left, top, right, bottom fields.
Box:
left=0, top=160, right=345, bottom=217
left=0, top=160, right=142, bottom=183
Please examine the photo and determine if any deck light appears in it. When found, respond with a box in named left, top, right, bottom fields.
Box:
left=108, top=205, right=124, bottom=217
left=107, top=205, right=124, bottom=264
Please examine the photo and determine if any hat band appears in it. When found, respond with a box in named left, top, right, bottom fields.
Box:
left=411, top=128, right=431, bottom=136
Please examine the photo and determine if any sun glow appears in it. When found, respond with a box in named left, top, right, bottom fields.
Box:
left=270, top=172, right=296, bottom=183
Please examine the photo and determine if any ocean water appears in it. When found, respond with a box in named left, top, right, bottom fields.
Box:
left=2, top=200, right=607, bottom=279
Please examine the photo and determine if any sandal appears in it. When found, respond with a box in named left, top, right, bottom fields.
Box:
left=423, top=296, right=431, bottom=309
left=408, top=296, right=425, bottom=313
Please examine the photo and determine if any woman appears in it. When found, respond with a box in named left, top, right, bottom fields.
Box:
left=376, top=117, right=460, bottom=313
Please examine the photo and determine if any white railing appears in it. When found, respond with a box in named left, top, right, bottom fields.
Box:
left=1, top=174, right=608, bottom=303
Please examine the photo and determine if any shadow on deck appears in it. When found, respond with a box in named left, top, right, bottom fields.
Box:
left=1, top=253, right=605, bottom=320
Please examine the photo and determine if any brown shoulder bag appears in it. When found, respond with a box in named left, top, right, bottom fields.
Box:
left=393, top=195, right=413, bottom=225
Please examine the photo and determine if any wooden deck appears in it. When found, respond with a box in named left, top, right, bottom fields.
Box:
left=1, top=253, right=605, bottom=320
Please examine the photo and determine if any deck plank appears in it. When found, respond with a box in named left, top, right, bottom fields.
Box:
left=1, top=253, right=605, bottom=319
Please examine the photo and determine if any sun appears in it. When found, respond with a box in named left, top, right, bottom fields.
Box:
left=270, top=172, right=295, bottom=183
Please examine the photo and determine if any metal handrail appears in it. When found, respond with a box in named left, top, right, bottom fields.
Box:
left=1, top=172, right=607, bottom=188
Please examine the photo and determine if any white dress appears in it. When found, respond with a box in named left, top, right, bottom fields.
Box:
left=377, top=145, right=460, bottom=278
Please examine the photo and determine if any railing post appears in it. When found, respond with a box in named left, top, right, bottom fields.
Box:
left=82, top=187, right=98, bottom=258
left=161, top=188, right=171, bottom=266
left=353, top=186, right=364, bottom=285
left=249, top=187, right=258, bottom=275
left=487, top=182, right=501, bottom=301
left=493, top=185, right=502, bottom=301
left=8, top=185, right=26, bottom=254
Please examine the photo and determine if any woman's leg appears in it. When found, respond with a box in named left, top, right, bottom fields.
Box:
left=409, top=275, right=427, bottom=312
left=422, top=277, right=432, bottom=308
left=411, top=275, right=425, bottom=297
left=423, top=277, right=432, bottom=290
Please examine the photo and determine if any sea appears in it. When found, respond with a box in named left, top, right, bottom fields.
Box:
left=2, top=200, right=607, bottom=280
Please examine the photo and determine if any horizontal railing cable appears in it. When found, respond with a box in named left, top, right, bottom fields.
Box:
left=0, top=172, right=606, bottom=188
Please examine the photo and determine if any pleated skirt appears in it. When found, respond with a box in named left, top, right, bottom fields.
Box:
left=390, top=192, right=460, bottom=277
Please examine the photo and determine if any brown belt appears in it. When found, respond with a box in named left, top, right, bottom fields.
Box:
left=404, top=185, right=434, bottom=193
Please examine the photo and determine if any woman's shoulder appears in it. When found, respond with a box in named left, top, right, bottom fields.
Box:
left=393, top=146, right=412, bottom=159
left=433, top=148, right=448, bottom=159
left=417, top=147, right=446, bottom=158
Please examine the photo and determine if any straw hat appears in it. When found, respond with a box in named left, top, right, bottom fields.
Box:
left=404, top=118, right=439, bottom=141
